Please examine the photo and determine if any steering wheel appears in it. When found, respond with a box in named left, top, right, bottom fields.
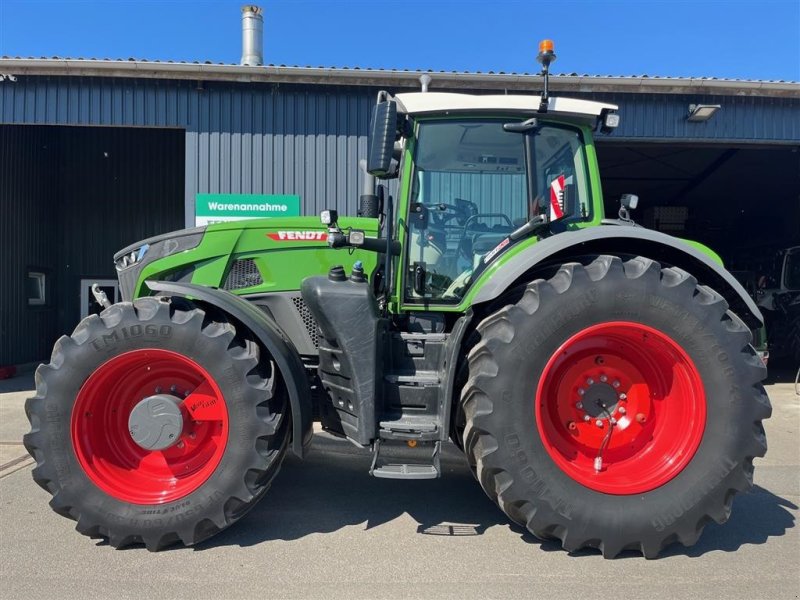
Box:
left=422, top=201, right=474, bottom=228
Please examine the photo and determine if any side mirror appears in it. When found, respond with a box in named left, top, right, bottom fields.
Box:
left=621, top=193, right=639, bottom=210
left=618, top=194, right=638, bottom=222
left=367, top=97, right=398, bottom=178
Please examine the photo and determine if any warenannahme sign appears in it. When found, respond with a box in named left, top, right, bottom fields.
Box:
left=195, top=194, right=301, bottom=225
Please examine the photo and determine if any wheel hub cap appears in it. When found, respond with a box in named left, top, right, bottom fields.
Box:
left=128, top=394, right=184, bottom=451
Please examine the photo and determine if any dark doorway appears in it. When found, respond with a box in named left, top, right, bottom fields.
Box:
left=596, top=143, right=800, bottom=270
left=0, top=125, right=185, bottom=365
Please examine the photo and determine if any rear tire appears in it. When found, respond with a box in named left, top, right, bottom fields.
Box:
left=24, top=297, right=289, bottom=550
left=461, top=255, right=770, bottom=558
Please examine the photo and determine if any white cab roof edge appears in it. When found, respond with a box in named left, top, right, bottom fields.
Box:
left=394, top=92, right=618, bottom=118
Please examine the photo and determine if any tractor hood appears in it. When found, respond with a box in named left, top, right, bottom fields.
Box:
left=114, top=216, right=380, bottom=302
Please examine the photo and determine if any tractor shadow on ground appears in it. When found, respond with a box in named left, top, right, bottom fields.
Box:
left=198, top=434, right=796, bottom=558
left=199, top=434, right=525, bottom=549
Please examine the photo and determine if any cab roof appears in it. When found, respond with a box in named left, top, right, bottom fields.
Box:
left=394, top=92, right=618, bottom=120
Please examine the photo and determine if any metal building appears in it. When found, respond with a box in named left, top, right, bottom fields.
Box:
left=1, top=55, right=798, bottom=366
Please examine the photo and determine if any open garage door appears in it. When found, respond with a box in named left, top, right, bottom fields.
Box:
left=596, top=143, right=800, bottom=271
left=0, top=125, right=185, bottom=365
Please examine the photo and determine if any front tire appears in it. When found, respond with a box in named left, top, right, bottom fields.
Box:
left=461, top=255, right=771, bottom=558
left=24, top=297, right=289, bottom=550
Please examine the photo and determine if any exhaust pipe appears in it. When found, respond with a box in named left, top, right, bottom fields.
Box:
left=240, top=5, right=264, bottom=66
left=358, top=159, right=380, bottom=218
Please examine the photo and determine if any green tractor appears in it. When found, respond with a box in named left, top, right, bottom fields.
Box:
left=24, top=42, right=771, bottom=558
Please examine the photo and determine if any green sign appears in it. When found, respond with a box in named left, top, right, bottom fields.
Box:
left=195, top=194, right=300, bottom=225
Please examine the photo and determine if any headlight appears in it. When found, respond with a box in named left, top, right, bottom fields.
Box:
left=115, top=244, right=150, bottom=271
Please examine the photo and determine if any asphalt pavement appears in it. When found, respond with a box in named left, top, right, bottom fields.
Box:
left=1, top=368, right=798, bottom=600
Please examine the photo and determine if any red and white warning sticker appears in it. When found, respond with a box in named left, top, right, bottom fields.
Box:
left=266, top=231, right=328, bottom=241
left=549, top=175, right=565, bottom=221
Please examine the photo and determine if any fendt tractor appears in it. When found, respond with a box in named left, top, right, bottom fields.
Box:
left=25, top=42, right=771, bottom=558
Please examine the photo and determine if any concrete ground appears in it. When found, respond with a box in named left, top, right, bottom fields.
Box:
left=1, top=368, right=798, bottom=600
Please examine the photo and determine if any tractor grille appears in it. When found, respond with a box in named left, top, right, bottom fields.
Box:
left=291, top=296, right=319, bottom=348
left=223, top=259, right=263, bottom=290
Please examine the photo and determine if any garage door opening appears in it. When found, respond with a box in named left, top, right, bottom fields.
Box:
left=0, top=125, right=185, bottom=365
left=596, top=143, right=800, bottom=270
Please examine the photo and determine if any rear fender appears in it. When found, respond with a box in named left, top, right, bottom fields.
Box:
left=471, top=226, right=764, bottom=329
left=147, top=281, right=313, bottom=458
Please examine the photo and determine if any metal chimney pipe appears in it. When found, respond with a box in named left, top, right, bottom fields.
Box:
left=240, top=5, right=264, bottom=66
left=419, top=74, right=432, bottom=93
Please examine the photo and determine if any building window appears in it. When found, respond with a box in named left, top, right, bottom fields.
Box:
left=27, top=271, right=47, bottom=306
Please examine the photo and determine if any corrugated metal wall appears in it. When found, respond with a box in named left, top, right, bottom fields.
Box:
left=1, top=75, right=799, bottom=363
left=0, top=126, right=59, bottom=364
left=3, top=76, right=798, bottom=229
left=585, top=91, right=800, bottom=143
left=0, top=125, right=184, bottom=365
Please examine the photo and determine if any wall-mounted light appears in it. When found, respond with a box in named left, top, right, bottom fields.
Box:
left=687, top=104, right=721, bottom=122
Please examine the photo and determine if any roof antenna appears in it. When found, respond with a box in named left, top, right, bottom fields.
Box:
left=536, top=39, right=556, bottom=113
left=419, top=73, right=432, bottom=93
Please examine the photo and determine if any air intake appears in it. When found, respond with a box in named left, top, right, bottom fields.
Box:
left=223, top=259, right=263, bottom=290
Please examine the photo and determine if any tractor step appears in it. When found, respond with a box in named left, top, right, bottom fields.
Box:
left=369, top=439, right=441, bottom=480
left=378, top=416, right=439, bottom=441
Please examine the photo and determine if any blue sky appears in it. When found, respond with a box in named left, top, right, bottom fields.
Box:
left=0, top=1, right=798, bottom=81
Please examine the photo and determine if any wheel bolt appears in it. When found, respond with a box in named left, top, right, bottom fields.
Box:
left=610, top=417, right=617, bottom=425
left=170, top=385, right=177, bottom=393
left=583, top=415, right=591, bottom=422
left=577, top=388, right=585, bottom=396
left=587, top=378, right=595, bottom=385
left=600, top=375, right=608, bottom=383
left=576, top=402, right=583, bottom=409
left=155, top=386, right=162, bottom=393
left=595, top=419, right=603, bottom=428
left=612, top=380, right=620, bottom=388
left=636, top=413, right=646, bottom=424
left=619, top=407, right=627, bottom=415
left=619, top=393, right=627, bottom=400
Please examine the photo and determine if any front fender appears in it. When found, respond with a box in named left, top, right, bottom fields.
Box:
left=146, top=281, right=313, bottom=458
left=470, top=226, right=763, bottom=329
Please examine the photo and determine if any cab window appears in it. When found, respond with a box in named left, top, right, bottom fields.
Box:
left=405, top=118, right=589, bottom=303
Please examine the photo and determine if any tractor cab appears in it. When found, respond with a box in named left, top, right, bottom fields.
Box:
left=322, top=44, right=620, bottom=308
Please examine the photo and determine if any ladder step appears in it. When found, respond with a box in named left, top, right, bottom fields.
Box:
left=379, top=419, right=437, bottom=433
left=369, top=439, right=441, bottom=480
left=372, top=464, right=439, bottom=480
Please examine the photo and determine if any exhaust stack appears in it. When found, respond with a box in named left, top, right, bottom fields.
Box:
left=240, top=5, right=264, bottom=66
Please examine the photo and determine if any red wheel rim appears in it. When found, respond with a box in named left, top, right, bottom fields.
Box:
left=535, top=322, right=706, bottom=494
left=71, top=349, right=229, bottom=504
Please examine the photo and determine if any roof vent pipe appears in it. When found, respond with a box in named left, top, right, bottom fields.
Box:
left=240, top=5, right=264, bottom=66
left=419, top=74, right=432, bottom=93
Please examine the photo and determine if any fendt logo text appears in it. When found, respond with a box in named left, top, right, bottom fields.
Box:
left=266, top=231, right=328, bottom=241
